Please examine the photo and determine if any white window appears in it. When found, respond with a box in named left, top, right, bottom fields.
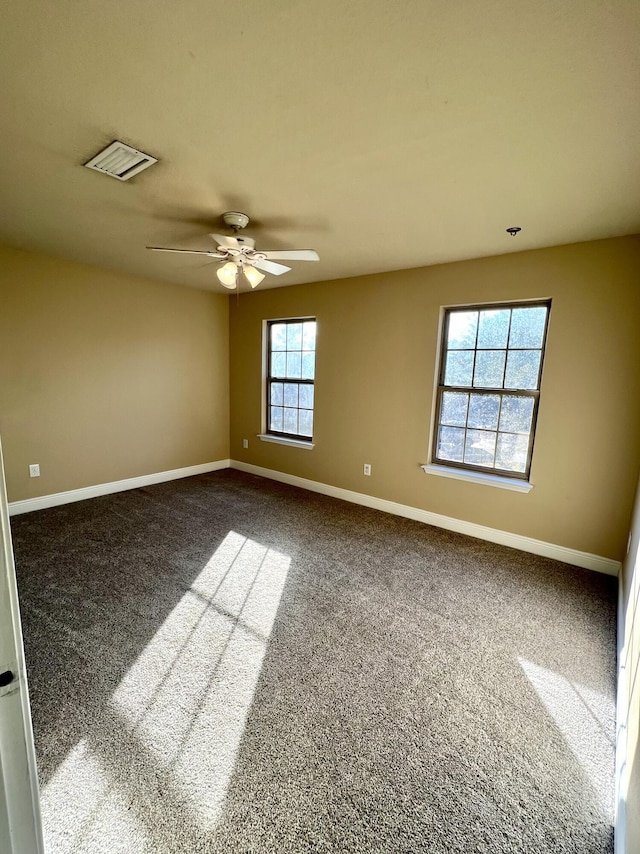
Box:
left=266, top=319, right=316, bottom=441
left=432, top=301, right=550, bottom=480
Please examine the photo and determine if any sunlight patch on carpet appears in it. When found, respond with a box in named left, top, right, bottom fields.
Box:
left=112, top=530, right=291, bottom=828
left=519, top=657, right=615, bottom=822
left=42, top=531, right=290, bottom=847
left=39, top=737, right=144, bottom=853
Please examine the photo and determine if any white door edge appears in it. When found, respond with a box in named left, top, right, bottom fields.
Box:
left=0, top=435, right=45, bottom=854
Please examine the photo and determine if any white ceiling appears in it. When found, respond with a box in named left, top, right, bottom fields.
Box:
left=0, top=0, right=638, bottom=291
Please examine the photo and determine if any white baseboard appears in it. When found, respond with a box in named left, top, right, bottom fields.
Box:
left=8, top=460, right=231, bottom=516
left=230, top=460, right=621, bottom=576
left=9, top=457, right=621, bottom=576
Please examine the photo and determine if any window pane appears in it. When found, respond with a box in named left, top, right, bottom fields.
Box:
left=437, top=426, right=465, bottom=462
left=504, top=350, right=541, bottom=389
left=444, top=350, right=474, bottom=386
left=499, top=396, right=534, bottom=434
left=271, top=351, right=286, bottom=377
left=270, top=406, right=283, bottom=432
left=464, top=429, right=497, bottom=467
left=283, top=407, right=298, bottom=434
left=299, top=385, right=314, bottom=409
left=447, top=311, right=478, bottom=349
left=508, top=307, right=547, bottom=348
left=286, top=351, right=302, bottom=378
left=270, top=382, right=283, bottom=406
left=302, top=321, right=316, bottom=350
left=268, top=317, right=316, bottom=440
left=271, top=324, right=287, bottom=351
left=436, top=303, right=547, bottom=478
left=298, top=409, right=313, bottom=437
left=468, top=394, right=500, bottom=430
left=286, top=322, right=303, bottom=350
left=473, top=350, right=505, bottom=388
left=301, top=351, right=315, bottom=379
left=440, top=392, right=468, bottom=426
left=477, top=309, right=510, bottom=349
left=496, top=433, right=529, bottom=473
left=283, top=383, right=298, bottom=407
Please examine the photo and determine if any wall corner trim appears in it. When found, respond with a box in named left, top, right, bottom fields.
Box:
left=8, top=460, right=231, bottom=516
left=230, top=460, right=620, bottom=576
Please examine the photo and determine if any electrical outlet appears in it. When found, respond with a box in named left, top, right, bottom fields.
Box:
left=363, top=463, right=371, bottom=476
left=29, top=464, right=40, bottom=478
left=243, top=439, right=249, bottom=449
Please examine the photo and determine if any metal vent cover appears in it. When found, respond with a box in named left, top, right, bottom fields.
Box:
left=84, top=140, right=157, bottom=181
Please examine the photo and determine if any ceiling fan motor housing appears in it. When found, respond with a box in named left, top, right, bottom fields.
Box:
left=222, top=211, right=250, bottom=230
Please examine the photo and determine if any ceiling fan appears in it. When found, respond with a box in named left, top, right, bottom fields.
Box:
left=147, top=211, right=320, bottom=289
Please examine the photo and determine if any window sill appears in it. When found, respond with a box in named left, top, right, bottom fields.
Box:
left=421, top=463, right=533, bottom=493
left=258, top=434, right=315, bottom=450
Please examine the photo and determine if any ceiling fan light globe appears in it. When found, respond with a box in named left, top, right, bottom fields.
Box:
left=217, top=261, right=238, bottom=288
left=244, top=265, right=265, bottom=288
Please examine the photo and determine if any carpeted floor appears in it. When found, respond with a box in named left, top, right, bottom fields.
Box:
left=11, top=469, right=617, bottom=853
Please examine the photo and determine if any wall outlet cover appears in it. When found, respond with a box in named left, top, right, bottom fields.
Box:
left=29, top=464, right=40, bottom=478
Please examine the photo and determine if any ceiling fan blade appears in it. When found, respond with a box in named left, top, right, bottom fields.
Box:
left=147, top=246, right=223, bottom=256
left=260, top=250, right=320, bottom=262
left=209, top=233, right=240, bottom=249
left=253, top=259, right=292, bottom=276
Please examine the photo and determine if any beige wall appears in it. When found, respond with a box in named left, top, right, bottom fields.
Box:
left=2, top=236, right=638, bottom=558
left=617, top=474, right=640, bottom=853
left=230, top=236, right=640, bottom=561
left=0, top=245, right=229, bottom=502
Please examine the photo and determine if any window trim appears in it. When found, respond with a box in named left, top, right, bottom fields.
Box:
left=257, top=433, right=315, bottom=450
left=421, top=463, right=533, bottom=493
left=430, top=299, right=551, bottom=481
left=264, top=317, right=316, bottom=444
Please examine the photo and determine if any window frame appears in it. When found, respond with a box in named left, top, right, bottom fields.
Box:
left=265, top=317, right=316, bottom=443
left=431, top=300, right=551, bottom=481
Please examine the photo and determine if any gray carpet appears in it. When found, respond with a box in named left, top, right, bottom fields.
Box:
left=11, top=469, right=617, bottom=853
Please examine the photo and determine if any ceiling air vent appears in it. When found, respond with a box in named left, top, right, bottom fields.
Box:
left=84, top=140, right=158, bottom=181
